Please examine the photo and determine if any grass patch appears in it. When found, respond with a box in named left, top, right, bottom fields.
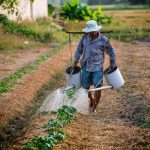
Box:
left=102, top=5, right=150, bottom=11
left=0, top=16, right=69, bottom=51
left=144, top=73, right=150, bottom=78
left=40, top=111, right=49, bottom=116
left=0, top=14, right=53, bottom=43
left=139, top=120, right=150, bottom=128
left=64, top=10, right=150, bottom=42
left=0, top=28, right=44, bottom=51
left=0, top=45, right=66, bottom=96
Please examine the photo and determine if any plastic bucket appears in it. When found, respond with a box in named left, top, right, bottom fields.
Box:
left=105, top=67, right=125, bottom=89
left=66, top=66, right=81, bottom=89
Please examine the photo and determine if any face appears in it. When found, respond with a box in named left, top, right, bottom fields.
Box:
left=88, top=31, right=97, bottom=38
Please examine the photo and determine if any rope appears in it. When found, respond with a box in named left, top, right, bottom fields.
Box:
left=95, top=67, right=111, bottom=88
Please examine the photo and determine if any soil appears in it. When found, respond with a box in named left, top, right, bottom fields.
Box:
left=0, top=44, right=59, bottom=80
left=0, top=40, right=150, bottom=149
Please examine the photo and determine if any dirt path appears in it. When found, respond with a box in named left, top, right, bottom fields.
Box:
left=0, top=42, right=76, bottom=132
left=2, top=40, right=150, bottom=149
left=54, top=41, right=150, bottom=149
left=0, top=44, right=59, bottom=80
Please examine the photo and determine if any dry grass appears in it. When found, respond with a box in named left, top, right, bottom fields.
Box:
left=0, top=28, right=44, bottom=51
left=0, top=42, right=77, bottom=150
left=0, top=18, right=68, bottom=51
left=0, top=9, right=150, bottom=150
left=5, top=40, right=150, bottom=150
left=64, top=10, right=150, bottom=41
left=0, top=42, right=77, bottom=129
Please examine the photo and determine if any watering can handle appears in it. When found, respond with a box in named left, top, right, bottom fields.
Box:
left=67, top=66, right=74, bottom=83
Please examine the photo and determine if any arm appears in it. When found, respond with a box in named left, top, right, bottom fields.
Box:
left=104, top=38, right=116, bottom=69
left=73, top=37, right=84, bottom=67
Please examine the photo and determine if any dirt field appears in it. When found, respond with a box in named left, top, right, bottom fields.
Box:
left=1, top=40, right=148, bottom=150
left=0, top=44, right=59, bottom=80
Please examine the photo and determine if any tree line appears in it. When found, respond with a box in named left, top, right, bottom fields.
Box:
left=128, top=0, right=150, bottom=4
left=87, top=0, right=150, bottom=5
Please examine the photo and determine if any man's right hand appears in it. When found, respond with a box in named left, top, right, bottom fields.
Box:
left=73, top=62, right=78, bottom=68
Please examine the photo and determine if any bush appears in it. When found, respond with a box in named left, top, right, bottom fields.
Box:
left=59, top=0, right=112, bottom=24
left=48, top=4, right=55, bottom=16
left=0, top=14, right=53, bottom=43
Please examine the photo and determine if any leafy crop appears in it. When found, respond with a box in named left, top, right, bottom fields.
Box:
left=0, top=46, right=62, bottom=96
left=24, top=105, right=76, bottom=150
left=66, top=88, right=76, bottom=99
left=57, top=105, right=77, bottom=124
left=59, top=0, right=112, bottom=24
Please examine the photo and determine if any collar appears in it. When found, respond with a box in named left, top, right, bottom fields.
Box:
left=88, top=32, right=102, bottom=43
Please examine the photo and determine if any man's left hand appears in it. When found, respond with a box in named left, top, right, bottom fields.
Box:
left=110, top=63, right=117, bottom=71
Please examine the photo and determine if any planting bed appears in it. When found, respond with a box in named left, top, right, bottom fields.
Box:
left=0, top=41, right=77, bottom=149
left=0, top=40, right=150, bottom=149
left=0, top=44, right=59, bottom=80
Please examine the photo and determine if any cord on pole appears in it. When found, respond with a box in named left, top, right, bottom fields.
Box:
left=69, top=33, right=73, bottom=64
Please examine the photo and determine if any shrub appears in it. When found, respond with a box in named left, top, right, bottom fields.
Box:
left=59, top=0, right=112, bottom=24
left=0, top=14, right=53, bottom=43
left=48, top=4, right=55, bottom=16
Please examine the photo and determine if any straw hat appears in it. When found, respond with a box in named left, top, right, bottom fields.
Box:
left=82, top=20, right=102, bottom=33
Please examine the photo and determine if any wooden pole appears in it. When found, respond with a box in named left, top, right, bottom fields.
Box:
left=66, top=30, right=113, bottom=34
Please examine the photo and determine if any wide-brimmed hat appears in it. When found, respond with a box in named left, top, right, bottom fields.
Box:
left=82, top=20, right=102, bottom=33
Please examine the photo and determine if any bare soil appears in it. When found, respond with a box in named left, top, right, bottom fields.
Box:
left=0, top=40, right=150, bottom=149
left=0, top=44, right=59, bottom=80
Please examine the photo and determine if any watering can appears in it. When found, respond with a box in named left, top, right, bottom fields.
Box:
left=65, top=66, right=125, bottom=92
left=65, top=66, right=81, bottom=90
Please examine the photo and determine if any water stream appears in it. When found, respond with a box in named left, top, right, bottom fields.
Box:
left=39, top=88, right=89, bottom=115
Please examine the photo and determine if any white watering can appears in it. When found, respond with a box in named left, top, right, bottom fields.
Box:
left=66, top=66, right=81, bottom=90
left=65, top=66, right=125, bottom=92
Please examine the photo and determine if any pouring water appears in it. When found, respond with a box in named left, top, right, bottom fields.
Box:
left=39, top=66, right=125, bottom=115
left=39, top=87, right=89, bottom=115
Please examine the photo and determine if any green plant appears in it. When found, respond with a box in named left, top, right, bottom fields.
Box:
left=59, top=0, right=112, bottom=24
left=24, top=105, right=76, bottom=150
left=144, top=73, right=150, bottom=78
left=0, top=14, right=53, bottom=43
left=139, top=121, right=150, bottom=128
left=48, top=4, right=55, bottom=16
left=0, top=46, right=63, bottom=96
left=25, top=136, right=57, bottom=150
left=66, top=88, right=76, bottom=99
left=40, top=111, right=49, bottom=115
left=48, top=119, right=63, bottom=128
left=0, top=42, right=5, bottom=50
left=57, top=105, right=77, bottom=125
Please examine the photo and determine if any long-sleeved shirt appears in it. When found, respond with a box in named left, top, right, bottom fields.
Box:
left=74, top=32, right=116, bottom=72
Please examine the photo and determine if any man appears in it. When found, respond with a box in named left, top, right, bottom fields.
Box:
left=73, top=20, right=116, bottom=112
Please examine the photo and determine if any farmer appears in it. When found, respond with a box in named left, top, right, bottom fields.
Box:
left=73, top=20, right=116, bottom=112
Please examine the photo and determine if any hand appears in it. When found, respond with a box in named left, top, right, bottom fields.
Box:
left=73, top=62, right=78, bottom=68
left=110, top=63, right=117, bottom=71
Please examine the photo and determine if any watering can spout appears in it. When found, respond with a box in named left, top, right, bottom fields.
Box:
left=88, top=85, right=112, bottom=92
left=64, top=85, right=75, bottom=91
left=88, top=67, right=125, bottom=92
